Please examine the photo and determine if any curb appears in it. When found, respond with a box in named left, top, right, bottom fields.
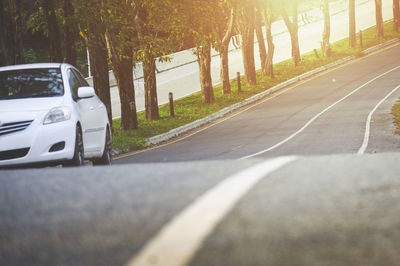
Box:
left=142, top=38, right=400, bottom=148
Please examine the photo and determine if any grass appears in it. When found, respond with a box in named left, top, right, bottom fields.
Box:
left=392, top=99, right=400, bottom=135
left=112, top=20, right=400, bottom=153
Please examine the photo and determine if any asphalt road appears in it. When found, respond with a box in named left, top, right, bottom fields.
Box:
left=1, top=154, right=400, bottom=266
left=2, top=39, right=400, bottom=266
left=115, top=44, right=400, bottom=164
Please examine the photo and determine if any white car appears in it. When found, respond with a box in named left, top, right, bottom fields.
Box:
left=0, top=63, right=112, bottom=167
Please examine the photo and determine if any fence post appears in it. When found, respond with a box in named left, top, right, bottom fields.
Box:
left=169, top=92, right=175, bottom=117
left=237, top=72, right=241, bottom=93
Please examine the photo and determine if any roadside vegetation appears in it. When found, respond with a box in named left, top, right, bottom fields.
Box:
left=113, top=20, right=400, bottom=153
left=392, top=98, right=400, bottom=135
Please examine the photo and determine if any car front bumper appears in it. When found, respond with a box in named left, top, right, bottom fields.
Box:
left=0, top=118, right=76, bottom=167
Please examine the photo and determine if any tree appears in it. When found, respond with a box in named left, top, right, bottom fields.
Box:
left=255, top=4, right=267, bottom=75
left=87, top=24, right=113, bottom=128
left=8, top=0, right=24, bottom=64
left=134, top=12, right=159, bottom=121
left=74, top=0, right=113, bottom=128
left=262, top=0, right=276, bottom=78
left=195, top=2, right=215, bottom=103
left=394, top=0, right=400, bottom=32
left=102, top=0, right=138, bottom=129
left=106, top=40, right=137, bottom=130
left=375, top=0, right=384, bottom=38
left=182, top=0, right=218, bottom=103
left=63, top=0, right=77, bottom=65
left=0, top=0, right=12, bottom=65
left=280, top=0, right=301, bottom=67
left=41, top=0, right=63, bottom=62
left=197, top=43, right=214, bottom=103
left=349, top=0, right=356, bottom=48
left=237, top=0, right=257, bottom=85
left=132, top=0, right=184, bottom=119
left=214, top=1, right=236, bottom=95
left=322, top=0, right=331, bottom=56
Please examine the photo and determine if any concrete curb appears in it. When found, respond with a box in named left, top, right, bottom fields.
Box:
left=140, top=38, right=399, bottom=149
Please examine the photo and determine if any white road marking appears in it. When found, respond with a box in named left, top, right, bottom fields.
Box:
left=125, top=156, right=297, bottom=266
left=358, top=84, right=400, bottom=154
left=240, top=65, right=400, bottom=160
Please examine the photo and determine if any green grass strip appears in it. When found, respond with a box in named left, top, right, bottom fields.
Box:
left=112, top=20, right=400, bottom=153
left=392, top=99, right=400, bottom=135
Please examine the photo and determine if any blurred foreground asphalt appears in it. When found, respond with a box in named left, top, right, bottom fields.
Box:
left=1, top=153, right=400, bottom=266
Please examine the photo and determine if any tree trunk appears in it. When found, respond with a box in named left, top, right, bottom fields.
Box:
left=8, top=0, right=24, bottom=64
left=143, top=54, right=159, bottom=121
left=241, top=27, right=257, bottom=84
left=255, top=8, right=267, bottom=74
left=263, top=8, right=275, bottom=78
left=85, top=23, right=113, bottom=129
left=88, top=42, right=112, bottom=126
left=349, top=0, right=357, bottom=48
left=290, top=30, right=300, bottom=66
left=113, top=56, right=137, bottom=129
left=134, top=10, right=160, bottom=121
left=238, top=5, right=257, bottom=85
left=322, top=0, right=331, bottom=57
left=220, top=44, right=230, bottom=94
left=218, top=6, right=236, bottom=95
left=42, top=0, right=63, bottom=62
left=0, top=0, right=11, bottom=65
left=281, top=5, right=301, bottom=67
left=394, top=0, right=400, bottom=32
left=105, top=32, right=137, bottom=130
left=375, top=0, right=384, bottom=37
left=63, top=0, right=77, bottom=66
left=197, top=44, right=214, bottom=104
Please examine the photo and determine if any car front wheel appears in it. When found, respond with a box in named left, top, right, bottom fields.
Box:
left=63, top=125, right=84, bottom=167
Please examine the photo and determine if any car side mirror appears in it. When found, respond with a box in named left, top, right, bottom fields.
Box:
left=78, top=86, right=96, bottom=99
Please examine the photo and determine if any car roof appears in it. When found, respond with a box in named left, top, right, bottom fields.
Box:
left=0, top=63, right=67, bottom=72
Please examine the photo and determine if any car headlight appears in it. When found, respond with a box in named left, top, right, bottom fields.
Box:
left=43, top=107, right=72, bottom=125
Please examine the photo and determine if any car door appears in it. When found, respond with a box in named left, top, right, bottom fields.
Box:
left=67, top=69, right=103, bottom=154
left=73, top=69, right=107, bottom=151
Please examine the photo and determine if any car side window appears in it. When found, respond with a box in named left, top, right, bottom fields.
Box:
left=67, top=69, right=80, bottom=101
left=72, top=69, right=90, bottom=87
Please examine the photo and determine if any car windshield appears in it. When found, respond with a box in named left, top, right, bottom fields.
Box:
left=0, top=68, right=64, bottom=100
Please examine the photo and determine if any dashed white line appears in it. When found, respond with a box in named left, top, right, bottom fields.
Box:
left=124, top=156, right=297, bottom=266
left=240, top=65, right=400, bottom=160
left=358, top=84, right=400, bottom=154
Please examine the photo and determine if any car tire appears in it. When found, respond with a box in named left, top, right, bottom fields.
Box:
left=63, top=125, right=84, bottom=167
left=93, top=127, right=112, bottom=166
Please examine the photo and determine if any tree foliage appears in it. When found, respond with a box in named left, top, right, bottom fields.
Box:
left=180, top=0, right=221, bottom=103
left=1, top=0, right=393, bottom=131
left=130, top=0, right=184, bottom=120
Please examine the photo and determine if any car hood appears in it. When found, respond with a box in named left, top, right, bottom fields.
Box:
left=0, top=97, right=66, bottom=123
